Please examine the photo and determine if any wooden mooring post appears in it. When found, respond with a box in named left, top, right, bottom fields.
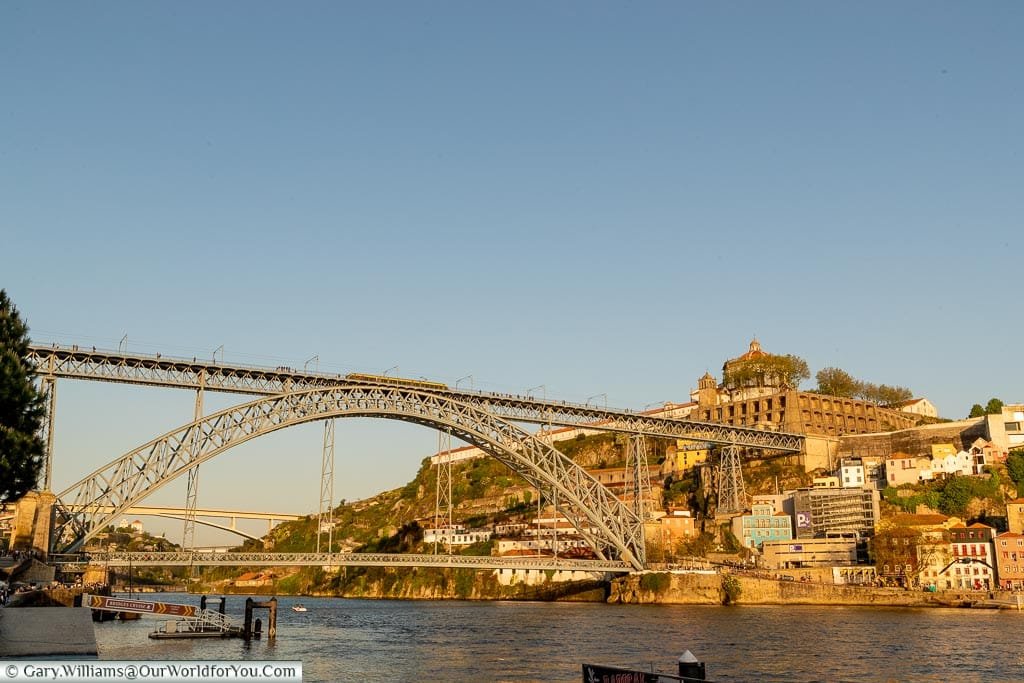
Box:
left=243, top=597, right=278, bottom=642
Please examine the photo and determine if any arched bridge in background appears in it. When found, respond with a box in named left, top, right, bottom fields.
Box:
left=30, top=343, right=806, bottom=572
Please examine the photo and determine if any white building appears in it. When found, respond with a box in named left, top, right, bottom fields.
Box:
left=839, top=460, right=865, bottom=488
left=496, top=537, right=590, bottom=556
left=892, top=398, right=938, bottom=419
left=422, top=525, right=492, bottom=546
left=948, top=523, right=996, bottom=590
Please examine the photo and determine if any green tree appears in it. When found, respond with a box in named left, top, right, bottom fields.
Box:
left=0, top=290, right=46, bottom=502
left=815, top=367, right=861, bottom=397
left=723, top=354, right=809, bottom=390
left=939, top=477, right=973, bottom=516
left=859, top=382, right=913, bottom=405
left=985, top=398, right=1004, bottom=415
left=1006, top=450, right=1024, bottom=496
left=968, top=404, right=985, bottom=418
left=812, top=366, right=912, bottom=405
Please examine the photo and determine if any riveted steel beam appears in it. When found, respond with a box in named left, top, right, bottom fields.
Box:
left=28, top=344, right=804, bottom=452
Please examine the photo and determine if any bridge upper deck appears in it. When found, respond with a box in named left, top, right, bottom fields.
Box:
left=28, top=343, right=804, bottom=452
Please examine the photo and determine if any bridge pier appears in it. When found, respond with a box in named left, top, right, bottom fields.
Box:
left=11, top=491, right=56, bottom=560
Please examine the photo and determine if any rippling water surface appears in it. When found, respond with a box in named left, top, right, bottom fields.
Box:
left=93, top=594, right=1024, bottom=682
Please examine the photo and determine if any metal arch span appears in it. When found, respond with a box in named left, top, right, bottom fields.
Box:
left=52, top=385, right=647, bottom=569
left=136, top=514, right=262, bottom=541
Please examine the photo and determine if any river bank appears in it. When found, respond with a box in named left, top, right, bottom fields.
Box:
left=609, top=571, right=1024, bottom=609
left=191, top=567, right=1024, bottom=609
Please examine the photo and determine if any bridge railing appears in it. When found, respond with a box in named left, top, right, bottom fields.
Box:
left=63, top=551, right=635, bottom=573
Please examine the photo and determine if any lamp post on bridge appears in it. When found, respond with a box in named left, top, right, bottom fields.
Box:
left=304, top=355, right=319, bottom=373
left=382, top=365, right=398, bottom=377
left=586, top=393, right=607, bottom=408
left=455, top=374, right=474, bottom=391
left=213, top=345, right=224, bottom=364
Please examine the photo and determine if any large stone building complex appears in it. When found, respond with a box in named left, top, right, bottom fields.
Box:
left=690, top=340, right=919, bottom=438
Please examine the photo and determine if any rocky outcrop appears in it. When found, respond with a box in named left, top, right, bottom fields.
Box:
left=608, top=572, right=721, bottom=605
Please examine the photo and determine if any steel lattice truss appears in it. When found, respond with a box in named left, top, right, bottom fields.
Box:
left=61, top=551, right=634, bottom=572
left=52, top=385, right=648, bottom=569
left=28, top=344, right=804, bottom=451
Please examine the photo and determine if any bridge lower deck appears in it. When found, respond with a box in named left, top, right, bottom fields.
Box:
left=57, top=551, right=635, bottom=573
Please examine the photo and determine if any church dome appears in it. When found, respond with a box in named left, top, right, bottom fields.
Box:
left=736, top=338, right=767, bottom=362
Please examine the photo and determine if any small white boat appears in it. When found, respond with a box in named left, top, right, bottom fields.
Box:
left=291, top=604, right=308, bottom=612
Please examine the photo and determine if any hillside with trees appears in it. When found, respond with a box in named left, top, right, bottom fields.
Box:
left=815, top=366, right=913, bottom=405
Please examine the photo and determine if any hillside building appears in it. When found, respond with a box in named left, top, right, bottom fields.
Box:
left=422, top=525, right=492, bottom=547
left=948, top=523, right=996, bottom=590
left=793, top=487, right=879, bottom=539
left=732, top=502, right=793, bottom=550
left=987, top=404, right=1024, bottom=451
left=760, top=534, right=861, bottom=570
left=661, top=440, right=710, bottom=476
left=839, top=459, right=866, bottom=488
left=690, top=340, right=920, bottom=438
left=1006, top=499, right=1024, bottom=535
left=884, top=453, right=927, bottom=486
left=891, top=398, right=939, bottom=419
left=654, top=508, right=698, bottom=552
left=994, top=532, right=1024, bottom=591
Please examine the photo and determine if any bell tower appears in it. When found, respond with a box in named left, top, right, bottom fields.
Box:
left=697, top=371, right=718, bottom=408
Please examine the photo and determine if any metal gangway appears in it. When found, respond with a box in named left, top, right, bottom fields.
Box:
left=82, top=593, right=240, bottom=638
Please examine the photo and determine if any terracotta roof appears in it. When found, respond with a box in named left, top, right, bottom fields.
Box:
left=996, top=532, right=1024, bottom=539
left=968, top=523, right=994, bottom=529
left=891, top=398, right=926, bottom=408
left=734, top=339, right=768, bottom=362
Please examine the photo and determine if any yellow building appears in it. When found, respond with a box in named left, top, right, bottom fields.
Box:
left=930, top=443, right=956, bottom=460
left=1007, top=499, right=1024, bottom=535
left=662, top=440, right=709, bottom=476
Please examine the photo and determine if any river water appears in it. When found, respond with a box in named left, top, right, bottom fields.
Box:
left=93, top=594, right=1024, bottom=682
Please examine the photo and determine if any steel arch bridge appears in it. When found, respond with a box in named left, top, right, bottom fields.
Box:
left=52, top=385, right=647, bottom=569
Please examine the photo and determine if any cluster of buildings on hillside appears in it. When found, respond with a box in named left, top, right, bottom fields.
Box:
left=870, top=509, right=1024, bottom=592
left=419, top=340, right=1024, bottom=588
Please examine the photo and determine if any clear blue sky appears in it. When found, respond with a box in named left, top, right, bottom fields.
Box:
left=2, top=3, right=1021, bottom=542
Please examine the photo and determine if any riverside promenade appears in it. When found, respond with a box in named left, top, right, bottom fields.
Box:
left=0, top=607, right=97, bottom=659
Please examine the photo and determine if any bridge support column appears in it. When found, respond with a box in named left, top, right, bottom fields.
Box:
left=38, top=376, right=57, bottom=491
left=11, top=490, right=55, bottom=559
left=433, top=428, right=452, bottom=554
left=625, top=434, right=652, bottom=522
left=316, top=420, right=335, bottom=554
left=183, top=380, right=205, bottom=552
left=716, top=445, right=747, bottom=515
